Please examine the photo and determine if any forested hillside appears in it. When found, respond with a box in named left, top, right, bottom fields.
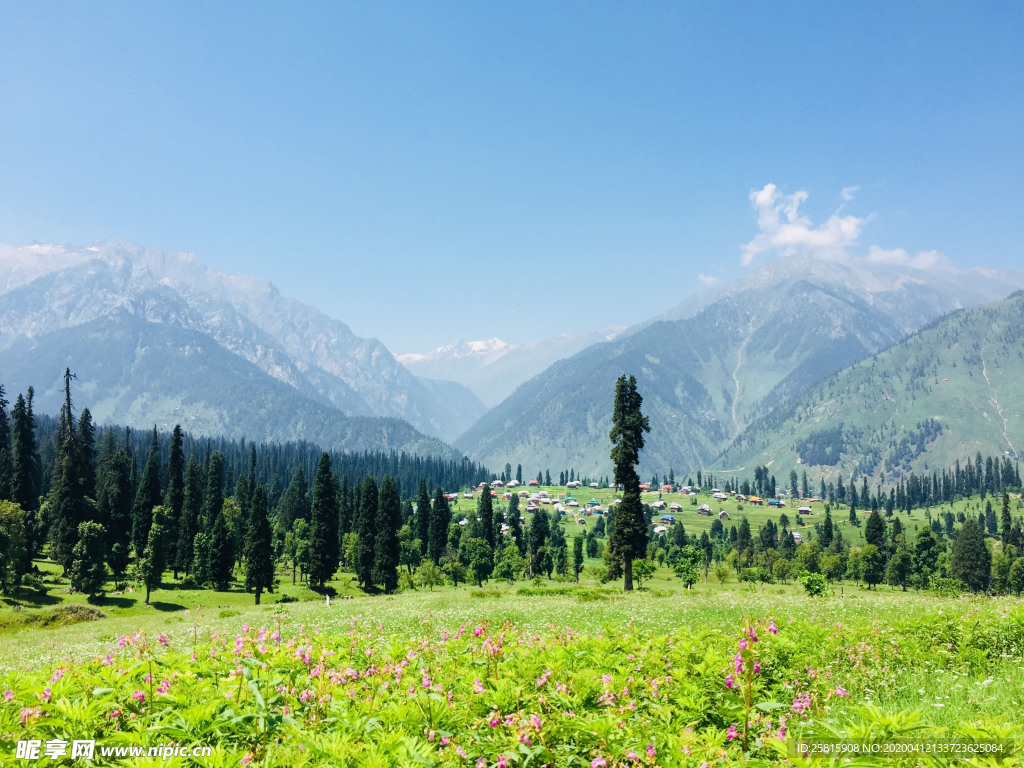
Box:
left=717, top=291, right=1024, bottom=481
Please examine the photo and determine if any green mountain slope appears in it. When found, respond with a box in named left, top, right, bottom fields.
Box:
left=715, top=291, right=1024, bottom=481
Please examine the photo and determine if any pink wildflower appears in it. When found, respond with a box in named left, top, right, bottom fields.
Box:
left=477, top=759, right=487, bottom=768
left=131, top=690, right=145, bottom=703
left=157, top=680, right=170, bottom=695
left=473, top=677, right=486, bottom=694
left=530, top=714, right=542, bottom=730
left=738, top=638, right=748, bottom=650
left=591, top=758, right=608, bottom=768
left=725, top=674, right=735, bottom=689
left=726, top=724, right=738, bottom=740
left=646, top=744, right=656, bottom=759
left=753, top=661, right=761, bottom=674
left=422, top=674, right=432, bottom=689
left=734, top=652, right=743, bottom=674
left=835, top=685, right=849, bottom=697
left=3, top=690, right=13, bottom=702
left=456, top=746, right=468, bottom=759
left=767, top=621, right=778, bottom=635
left=473, top=625, right=483, bottom=637
left=40, top=687, right=51, bottom=703
left=158, top=633, right=169, bottom=647
left=240, top=755, right=253, bottom=765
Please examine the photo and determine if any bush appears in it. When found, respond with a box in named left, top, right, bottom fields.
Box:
left=930, top=576, right=968, bottom=597
left=218, top=609, right=241, bottom=618
left=739, top=567, right=774, bottom=584
left=799, top=571, right=829, bottom=596
left=277, top=593, right=299, bottom=604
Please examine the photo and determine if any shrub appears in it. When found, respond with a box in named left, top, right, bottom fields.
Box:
left=799, top=571, right=829, bottom=596
left=740, top=567, right=774, bottom=584
left=930, top=576, right=968, bottom=597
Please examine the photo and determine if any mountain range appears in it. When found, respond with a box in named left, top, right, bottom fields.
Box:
left=455, top=255, right=1024, bottom=478
left=397, top=328, right=624, bottom=408
left=714, top=290, right=1024, bottom=481
left=3, top=242, right=1023, bottom=481
left=0, top=243, right=484, bottom=453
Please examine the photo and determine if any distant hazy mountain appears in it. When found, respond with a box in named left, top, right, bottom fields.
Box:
left=456, top=254, right=1024, bottom=477
left=716, top=290, right=1024, bottom=480
left=0, top=242, right=484, bottom=449
left=397, top=328, right=624, bottom=407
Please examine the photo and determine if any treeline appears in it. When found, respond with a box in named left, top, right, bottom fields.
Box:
left=0, top=373, right=487, bottom=600
left=641, top=494, right=1024, bottom=596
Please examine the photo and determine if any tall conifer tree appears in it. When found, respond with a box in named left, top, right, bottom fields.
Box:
left=478, top=483, right=494, bottom=548
left=373, top=476, right=401, bottom=593
left=0, top=382, right=10, bottom=502
left=177, top=457, right=203, bottom=577
left=416, top=479, right=432, bottom=556
left=608, top=374, right=650, bottom=591
left=356, top=476, right=378, bottom=590
left=48, top=370, right=92, bottom=571
left=428, top=487, right=450, bottom=564
left=131, top=429, right=162, bottom=557
left=307, top=452, right=340, bottom=588
left=244, top=483, right=274, bottom=604
left=164, top=425, right=185, bottom=576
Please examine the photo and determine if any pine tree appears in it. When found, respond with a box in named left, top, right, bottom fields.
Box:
left=244, top=483, right=275, bottom=604
left=11, top=392, right=42, bottom=524
left=337, top=474, right=353, bottom=551
left=820, top=507, right=834, bottom=548
left=416, top=479, right=432, bottom=556
left=76, top=408, right=97, bottom=500
left=549, top=519, right=568, bottom=575
left=0, top=382, right=10, bottom=502
left=139, top=506, right=169, bottom=605
left=209, top=505, right=234, bottom=591
left=608, top=374, right=650, bottom=591
left=48, top=370, right=94, bottom=572
left=951, top=517, right=991, bottom=593
left=131, top=430, right=162, bottom=557
left=276, top=467, right=310, bottom=534
left=478, top=483, right=494, bottom=548
left=572, top=535, right=584, bottom=583
left=68, top=520, right=107, bottom=599
left=506, top=494, right=523, bottom=554
left=176, top=457, right=203, bottom=577
left=96, top=432, right=133, bottom=587
left=985, top=500, right=998, bottom=536
left=864, top=510, right=886, bottom=548
left=307, top=452, right=340, bottom=588
left=428, top=487, right=451, bottom=564
left=356, top=476, right=377, bottom=590
left=1000, top=493, right=1013, bottom=546
left=164, top=425, right=185, bottom=575
left=372, top=476, right=401, bottom=593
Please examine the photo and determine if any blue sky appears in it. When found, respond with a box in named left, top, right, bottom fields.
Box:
left=1, top=2, right=1021, bottom=352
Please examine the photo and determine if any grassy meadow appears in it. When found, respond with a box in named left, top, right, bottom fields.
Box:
left=2, top=485, right=1023, bottom=766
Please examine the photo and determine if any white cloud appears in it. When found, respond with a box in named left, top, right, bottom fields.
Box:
left=698, top=273, right=717, bottom=286
left=840, top=185, right=860, bottom=202
left=865, top=245, right=949, bottom=270
left=742, top=183, right=868, bottom=265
